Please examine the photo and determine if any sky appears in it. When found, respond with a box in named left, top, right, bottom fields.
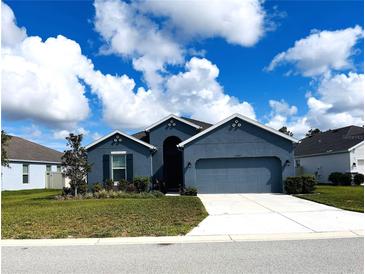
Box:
left=1, top=0, right=364, bottom=151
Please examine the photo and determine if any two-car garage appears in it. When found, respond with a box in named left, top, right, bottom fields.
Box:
left=195, top=157, right=283, bottom=193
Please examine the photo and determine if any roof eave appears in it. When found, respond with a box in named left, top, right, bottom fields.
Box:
left=145, top=114, right=202, bottom=132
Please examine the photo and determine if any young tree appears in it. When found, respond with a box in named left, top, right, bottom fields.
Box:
left=1, top=130, right=12, bottom=167
left=278, top=126, right=294, bottom=137
left=305, top=128, right=321, bottom=137
left=62, top=134, right=91, bottom=196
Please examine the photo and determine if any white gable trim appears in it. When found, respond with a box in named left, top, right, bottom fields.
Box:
left=348, top=141, right=364, bottom=152
left=178, top=113, right=298, bottom=148
left=145, top=114, right=202, bottom=132
left=85, top=130, right=156, bottom=150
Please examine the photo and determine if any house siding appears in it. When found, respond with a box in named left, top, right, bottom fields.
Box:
left=148, top=119, right=199, bottom=183
left=182, top=117, right=295, bottom=192
left=87, top=133, right=152, bottom=185
left=350, top=143, right=364, bottom=174
left=295, top=152, right=351, bottom=183
left=1, top=162, right=59, bottom=190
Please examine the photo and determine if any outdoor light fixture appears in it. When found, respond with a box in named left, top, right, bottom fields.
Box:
left=352, top=162, right=357, bottom=168
left=187, top=162, right=192, bottom=168
left=285, top=160, right=290, bottom=166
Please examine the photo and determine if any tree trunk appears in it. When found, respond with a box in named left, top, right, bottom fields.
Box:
left=75, top=186, right=78, bottom=197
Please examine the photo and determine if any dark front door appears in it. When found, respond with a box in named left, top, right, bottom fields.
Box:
left=163, top=136, right=183, bottom=191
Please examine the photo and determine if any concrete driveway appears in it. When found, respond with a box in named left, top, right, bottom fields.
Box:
left=188, top=194, right=364, bottom=236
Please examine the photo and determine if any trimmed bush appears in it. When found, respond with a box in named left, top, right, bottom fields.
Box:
left=354, top=173, right=364, bottom=185
left=118, top=179, right=129, bottom=191
left=62, top=187, right=72, bottom=196
left=182, top=186, right=198, bottom=196
left=149, top=190, right=164, bottom=197
left=284, top=176, right=303, bottom=194
left=103, top=179, right=114, bottom=191
left=126, top=183, right=137, bottom=193
left=301, top=175, right=316, bottom=194
left=340, top=173, right=352, bottom=186
left=328, top=172, right=343, bottom=185
left=133, top=176, right=150, bottom=192
left=92, top=182, right=103, bottom=193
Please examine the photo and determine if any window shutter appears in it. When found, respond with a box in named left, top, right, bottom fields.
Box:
left=126, top=154, right=133, bottom=182
left=103, top=154, right=110, bottom=182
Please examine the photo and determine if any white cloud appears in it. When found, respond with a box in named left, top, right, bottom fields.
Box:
left=267, top=26, right=363, bottom=76
left=165, top=57, right=256, bottom=123
left=267, top=73, right=364, bottom=138
left=304, top=72, right=364, bottom=130
left=1, top=2, right=27, bottom=47
left=53, top=127, right=89, bottom=140
left=93, top=0, right=267, bottom=88
left=139, top=0, right=266, bottom=47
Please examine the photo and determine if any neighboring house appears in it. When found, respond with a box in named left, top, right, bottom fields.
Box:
left=1, top=136, right=64, bottom=190
left=295, top=126, right=364, bottom=183
left=86, top=113, right=297, bottom=194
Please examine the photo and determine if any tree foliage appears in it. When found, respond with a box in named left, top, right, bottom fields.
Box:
left=61, top=134, right=91, bottom=196
left=305, top=128, right=321, bottom=137
left=1, top=130, right=12, bottom=167
left=278, top=126, right=294, bottom=137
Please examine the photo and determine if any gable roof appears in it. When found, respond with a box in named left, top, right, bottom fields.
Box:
left=178, top=113, right=298, bottom=148
left=85, top=130, right=156, bottom=150
left=181, top=117, right=212, bottom=131
left=145, top=114, right=202, bottom=132
left=5, top=136, right=63, bottom=163
left=295, top=125, right=364, bottom=157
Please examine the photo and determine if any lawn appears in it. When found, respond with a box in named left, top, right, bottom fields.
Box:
left=295, top=185, right=364, bottom=212
left=1, top=189, right=208, bottom=239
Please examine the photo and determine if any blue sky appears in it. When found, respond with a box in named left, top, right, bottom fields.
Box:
left=2, top=0, right=364, bottom=151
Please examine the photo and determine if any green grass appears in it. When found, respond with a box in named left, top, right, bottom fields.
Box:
left=295, top=185, right=364, bottom=212
left=1, top=189, right=207, bottom=239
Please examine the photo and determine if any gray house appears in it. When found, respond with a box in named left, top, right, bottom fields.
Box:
left=86, top=114, right=297, bottom=193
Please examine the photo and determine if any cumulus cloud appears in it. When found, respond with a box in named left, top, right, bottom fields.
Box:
left=267, top=73, right=364, bottom=138
left=266, top=26, right=363, bottom=76
left=53, top=127, right=89, bottom=140
left=1, top=2, right=27, bottom=47
left=139, top=0, right=266, bottom=47
left=93, top=0, right=267, bottom=87
left=3, top=2, right=256, bottom=132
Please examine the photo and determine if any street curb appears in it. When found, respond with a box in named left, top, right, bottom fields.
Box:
left=1, top=231, right=363, bottom=247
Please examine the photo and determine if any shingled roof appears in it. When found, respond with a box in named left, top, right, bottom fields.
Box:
left=4, top=136, right=63, bottom=163
left=295, top=125, right=364, bottom=157
left=132, top=116, right=212, bottom=141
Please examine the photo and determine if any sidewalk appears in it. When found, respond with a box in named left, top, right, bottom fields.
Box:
left=2, top=230, right=363, bottom=247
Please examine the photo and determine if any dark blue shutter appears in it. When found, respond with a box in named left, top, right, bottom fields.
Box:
left=103, top=154, right=110, bottom=182
left=126, top=154, right=133, bottom=182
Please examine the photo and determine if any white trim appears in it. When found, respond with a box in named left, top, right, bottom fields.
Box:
left=85, top=130, right=156, bottom=150
left=111, top=151, right=127, bottom=155
left=9, top=159, right=61, bottom=164
left=145, top=114, right=202, bottom=132
left=177, top=113, right=298, bottom=148
left=348, top=141, right=364, bottom=152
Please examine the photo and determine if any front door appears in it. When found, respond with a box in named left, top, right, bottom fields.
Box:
left=163, top=136, right=183, bottom=191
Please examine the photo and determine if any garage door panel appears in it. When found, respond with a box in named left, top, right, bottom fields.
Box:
left=195, top=157, right=282, bottom=193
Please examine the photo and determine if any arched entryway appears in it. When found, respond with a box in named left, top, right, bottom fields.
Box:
left=163, top=136, right=183, bottom=191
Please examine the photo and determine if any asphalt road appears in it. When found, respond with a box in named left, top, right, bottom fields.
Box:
left=2, top=238, right=363, bottom=274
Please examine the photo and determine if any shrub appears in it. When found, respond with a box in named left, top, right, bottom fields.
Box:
left=98, top=190, right=109, bottom=199
left=126, top=183, right=137, bottom=193
left=340, top=173, right=352, bottom=186
left=78, top=183, right=88, bottom=195
left=133, top=176, right=150, bottom=192
left=182, top=186, right=198, bottom=196
left=118, top=179, right=129, bottom=191
left=301, top=175, right=316, bottom=194
left=328, top=172, right=343, bottom=185
left=92, top=182, right=103, bottom=193
left=84, top=192, right=94, bottom=199
left=61, top=187, right=72, bottom=196
left=103, top=179, right=114, bottom=191
left=149, top=190, right=164, bottom=197
left=284, top=177, right=303, bottom=194
left=354, top=173, right=364, bottom=185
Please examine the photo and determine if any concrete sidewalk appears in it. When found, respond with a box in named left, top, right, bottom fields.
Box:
left=1, top=230, right=363, bottom=247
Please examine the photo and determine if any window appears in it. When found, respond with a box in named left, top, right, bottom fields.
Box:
left=22, top=164, right=29, bottom=184
left=46, top=165, right=51, bottom=172
left=111, top=154, right=126, bottom=182
left=57, top=165, right=61, bottom=172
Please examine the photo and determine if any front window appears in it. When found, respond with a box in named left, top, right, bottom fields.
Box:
left=57, top=165, right=61, bottom=172
left=295, top=160, right=301, bottom=167
left=111, top=154, right=126, bottom=182
left=46, top=165, right=51, bottom=172
left=23, top=164, right=29, bottom=184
